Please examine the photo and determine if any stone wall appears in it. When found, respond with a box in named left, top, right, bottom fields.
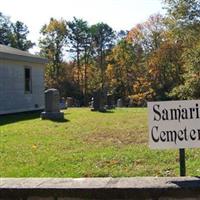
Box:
left=1, top=177, right=200, bottom=200
left=0, top=59, right=44, bottom=114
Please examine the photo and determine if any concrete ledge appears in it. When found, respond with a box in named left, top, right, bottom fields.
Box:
left=1, top=177, right=200, bottom=199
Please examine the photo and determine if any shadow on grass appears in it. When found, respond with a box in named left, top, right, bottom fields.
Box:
left=42, top=118, right=70, bottom=123
left=91, top=109, right=115, bottom=114
left=1, top=111, right=70, bottom=125
left=0, top=111, right=41, bottom=126
left=101, top=110, right=115, bottom=114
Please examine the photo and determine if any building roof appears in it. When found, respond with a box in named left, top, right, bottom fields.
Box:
left=0, top=44, right=48, bottom=64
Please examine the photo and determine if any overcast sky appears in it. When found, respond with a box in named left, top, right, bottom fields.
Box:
left=1, top=0, right=165, bottom=53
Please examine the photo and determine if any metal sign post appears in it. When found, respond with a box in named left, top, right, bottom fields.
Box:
left=179, top=148, right=186, bottom=176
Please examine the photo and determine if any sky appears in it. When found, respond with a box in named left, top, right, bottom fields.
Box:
left=1, top=0, right=165, bottom=53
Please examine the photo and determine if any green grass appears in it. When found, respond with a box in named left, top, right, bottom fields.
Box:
left=0, top=108, right=200, bottom=177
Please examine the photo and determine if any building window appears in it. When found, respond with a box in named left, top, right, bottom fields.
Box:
left=24, top=67, right=32, bottom=93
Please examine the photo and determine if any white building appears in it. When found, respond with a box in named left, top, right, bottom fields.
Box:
left=0, top=45, right=47, bottom=114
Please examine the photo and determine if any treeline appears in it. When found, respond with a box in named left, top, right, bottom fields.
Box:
left=0, top=12, right=34, bottom=50
left=1, top=0, right=200, bottom=106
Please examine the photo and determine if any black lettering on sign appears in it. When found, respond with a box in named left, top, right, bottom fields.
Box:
left=151, top=126, right=159, bottom=142
left=153, top=104, right=161, bottom=121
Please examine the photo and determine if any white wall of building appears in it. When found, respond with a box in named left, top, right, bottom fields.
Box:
left=0, top=59, right=45, bottom=114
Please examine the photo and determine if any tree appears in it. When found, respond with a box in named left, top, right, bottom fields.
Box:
left=106, top=39, right=135, bottom=98
left=39, top=18, right=68, bottom=93
left=0, top=12, right=12, bottom=45
left=67, top=17, right=91, bottom=104
left=0, top=12, right=34, bottom=50
left=90, top=23, right=115, bottom=91
left=147, top=40, right=183, bottom=100
left=127, top=14, right=165, bottom=54
left=10, top=21, right=34, bottom=51
left=81, top=28, right=93, bottom=105
left=164, top=0, right=200, bottom=25
left=163, top=0, right=200, bottom=99
left=126, top=14, right=167, bottom=102
left=170, top=40, right=200, bottom=99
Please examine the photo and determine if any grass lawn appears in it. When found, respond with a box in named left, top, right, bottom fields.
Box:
left=0, top=108, right=200, bottom=177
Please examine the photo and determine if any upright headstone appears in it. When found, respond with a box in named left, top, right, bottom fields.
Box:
left=91, top=91, right=106, bottom=112
left=117, top=98, right=123, bottom=107
left=60, top=97, right=67, bottom=109
left=91, top=92, right=100, bottom=111
left=128, top=98, right=134, bottom=107
left=74, top=99, right=80, bottom=107
left=66, top=97, right=74, bottom=107
left=41, top=89, right=64, bottom=120
left=106, top=94, right=115, bottom=109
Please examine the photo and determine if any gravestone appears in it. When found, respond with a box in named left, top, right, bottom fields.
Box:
left=91, top=92, right=100, bottom=111
left=117, top=98, right=123, bottom=107
left=128, top=98, right=134, bottom=107
left=74, top=99, right=80, bottom=107
left=91, top=91, right=106, bottom=112
left=106, top=94, right=115, bottom=109
left=60, top=97, right=67, bottom=109
left=66, top=97, right=74, bottom=107
left=41, top=88, right=64, bottom=120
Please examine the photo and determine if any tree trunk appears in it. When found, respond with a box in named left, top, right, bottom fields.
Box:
left=84, top=50, right=88, bottom=106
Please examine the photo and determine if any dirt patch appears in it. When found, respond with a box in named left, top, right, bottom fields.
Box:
left=84, top=130, right=147, bottom=147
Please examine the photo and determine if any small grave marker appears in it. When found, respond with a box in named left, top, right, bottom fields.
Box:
left=117, top=98, right=123, bottom=107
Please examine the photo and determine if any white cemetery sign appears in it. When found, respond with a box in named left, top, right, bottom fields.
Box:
left=148, top=100, right=200, bottom=149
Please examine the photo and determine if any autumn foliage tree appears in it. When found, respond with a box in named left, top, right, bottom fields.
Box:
left=39, top=18, right=68, bottom=95
left=106, top=39, right=135, bottom=99
left=164, top=0, right=200, bottom=100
